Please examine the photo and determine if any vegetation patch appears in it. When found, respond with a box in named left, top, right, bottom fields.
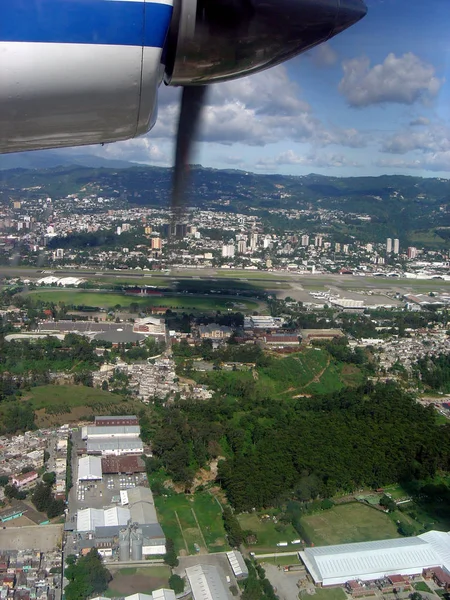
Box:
left=154, top=492, right=228, bottom=555
left=237, top=513, right=300, bottom=553
left=25, top=289, right=260, bottom=312
left=300, top=503, right=401, bottom=546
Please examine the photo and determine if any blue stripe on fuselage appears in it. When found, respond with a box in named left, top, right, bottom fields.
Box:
left=0, top=0, right=172, bottom=47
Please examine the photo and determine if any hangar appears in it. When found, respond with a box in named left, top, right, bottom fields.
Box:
left=300, top=531, right=450, bottom=587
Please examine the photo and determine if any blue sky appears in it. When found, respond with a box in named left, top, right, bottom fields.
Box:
left=69, top=0, right=450, bottom=176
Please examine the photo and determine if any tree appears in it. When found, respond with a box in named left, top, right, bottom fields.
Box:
left=164, top=538, right=179, bottom=567
left=42, top=472, right=56, bottom=486
left=0, top=475, right=9, bottom=487
left=65, top=549, right=111, bottom=600
left=222, top=506, right=244, bottom=547
left=380, top=494, right=396, bottom=512
left=4, top=484, right=25, bottom=500
left=169, top=574, right=184, bottom=594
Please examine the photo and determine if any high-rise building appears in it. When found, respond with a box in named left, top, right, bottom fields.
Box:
left=151, top=237, right=161, bottom=250
left=407, top=247, right=418, bottom=259
left=221, top=243, right=235, bottom=258
left=263, top=235, right=272, bottom=249
left=116, top=226, right=122, bottom=236
left=335, top=243, right=341, bottom=253
left=301, top=234, right=309, bottom=246
left=343, top=244, right=349, bottom=254
left=237, top=239, right=247, bottom=254
left=56, top=248, right=64, bottom=259
left=249, top=232, right=258, bottom=251
left=393, top=238, right=400, bottom=254
left=144, top=226, right=152, bottom=235
left=314, top=235, right=323, bottom=247
left=386, top=238, right=392, bottom=253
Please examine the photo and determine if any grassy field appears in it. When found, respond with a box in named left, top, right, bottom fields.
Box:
left=26, top=289, right=260, bottom=312
left=237, top=513, right=300, bottom=553
left=302, top=588, right=347, bottom=600
left=194, top=348, right=363, bottom=399
left=259, top=554, right=300, bottom=567
left=105, top=566, right=170, bottom=597
left=13, top=384, right=136, bottom=427
left=154, top=492, right=228, bottom=555
left=300, top=503, right=401, bottom=546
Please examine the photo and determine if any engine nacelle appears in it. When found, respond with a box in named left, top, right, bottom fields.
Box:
left=0, top=0, right=173, bottom=153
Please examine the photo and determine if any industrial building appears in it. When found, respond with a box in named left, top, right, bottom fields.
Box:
left=95, top=415, right=138, bottom=427
left=82, top=422, right=144, bottom=456
left=300, top=530, right=450, bottom=587
left=92, top=590, right=175, bottom=600
left=77, top=456, right=102, bottom=482
left=185, top=564, right=232, bottom=600
left=75, top=486, right=166, bottom=558
left=226, top=550, right=248, bottom=580
left=82, top=425, right=140, bottom=440
left=87, top=438, right=144, bottom=456
left=101, top=455, right=145, bottom=475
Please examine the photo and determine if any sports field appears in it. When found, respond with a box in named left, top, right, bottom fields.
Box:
left=154, top=492, right=228, bottom=555
left=26, top=289, right=260, bottom=312
left=300, top=503, right=401, bottom=546
left=237, top=513, right=300, bottom=553
left=105, top=566, right=170, bottom=597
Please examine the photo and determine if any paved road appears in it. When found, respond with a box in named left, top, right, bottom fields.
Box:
left=255, top=551, right=300, bottom=558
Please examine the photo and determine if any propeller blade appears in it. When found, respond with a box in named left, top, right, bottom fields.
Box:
left=171, top=85, right=207, bottom=225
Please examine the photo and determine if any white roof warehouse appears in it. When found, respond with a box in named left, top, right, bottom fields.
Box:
left=300, top=531, right=450, bottom=587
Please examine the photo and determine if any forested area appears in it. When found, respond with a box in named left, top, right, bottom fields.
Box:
left=145, top=383, right=450, bottom=511
left=415, top=353, right=450, bottom=392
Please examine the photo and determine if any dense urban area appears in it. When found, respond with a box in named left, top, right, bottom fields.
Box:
left=1, top=164, right=450, bottom=600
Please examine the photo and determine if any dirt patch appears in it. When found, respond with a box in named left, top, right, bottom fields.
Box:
left=191, top=458, right=222, bottom=491
left=108, top=573, right=167, bottom=596
left=209, top=537, right=226, bottom=548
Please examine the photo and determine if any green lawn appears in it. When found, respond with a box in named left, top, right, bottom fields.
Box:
left=154, top=492, right=228, bottom=555
left=300, top=503, right=401, bottom=546
left=237, top=513, right=300, bottom=553
left=302, top=587, right=347, bottom=600
left=414, top=582, right=434, bottom=594
left=26, top=384, right=123, bottom=410
left=26, top=289, right=260, bottom=312
left=105, top=566, right=170, bottom=597
left=13, top=384, right=136, bottom=427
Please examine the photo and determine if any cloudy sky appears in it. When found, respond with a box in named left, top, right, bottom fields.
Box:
left=83, top=0, right=450, bottom=176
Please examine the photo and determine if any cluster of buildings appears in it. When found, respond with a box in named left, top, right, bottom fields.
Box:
left=70, top=415, right=166, bottom=561
left=2, top=186, right=450, bottom=276
left=0, top=427, right=68, bottom=503
left=0, top=550, right=62, bottom=600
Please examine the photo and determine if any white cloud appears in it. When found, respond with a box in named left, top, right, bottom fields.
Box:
left=256, top=150, right=360, bottom=170
left=409, top=116, right=430, bottom=127
left=98, top=138, right=169, bottom=164
left=377, top=152, right=450, bottom=172
left=309, top=43, right=339, bottom=68
left=339, top=53, right=443, bottom=107
left=151, top=65, right=366, bottom=149
left=382, top=124, right=450, bottom=154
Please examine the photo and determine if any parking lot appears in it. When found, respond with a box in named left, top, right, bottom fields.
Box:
left=75, top=473, right=146, bottom=508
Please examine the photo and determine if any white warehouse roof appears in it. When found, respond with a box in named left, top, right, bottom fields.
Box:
left=77, top=507, right=130, bottom=532
left=77, top=456, right=102, bottom=481
left=226, top=550, right=248, bottom=578
left=82, top=425, right=141, bottom=439
left=300, top=531, right=450, bottom=587
left=92, top=591, right=175, bottom=600
left=186, top=564, right=231, bottom=600
left=86, top=438, right=143, bottom=455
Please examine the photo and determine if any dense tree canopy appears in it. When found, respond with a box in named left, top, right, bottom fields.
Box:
left=146, top=382, right=450, bottom=510
left=65, top=549, right=111, bottom=600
